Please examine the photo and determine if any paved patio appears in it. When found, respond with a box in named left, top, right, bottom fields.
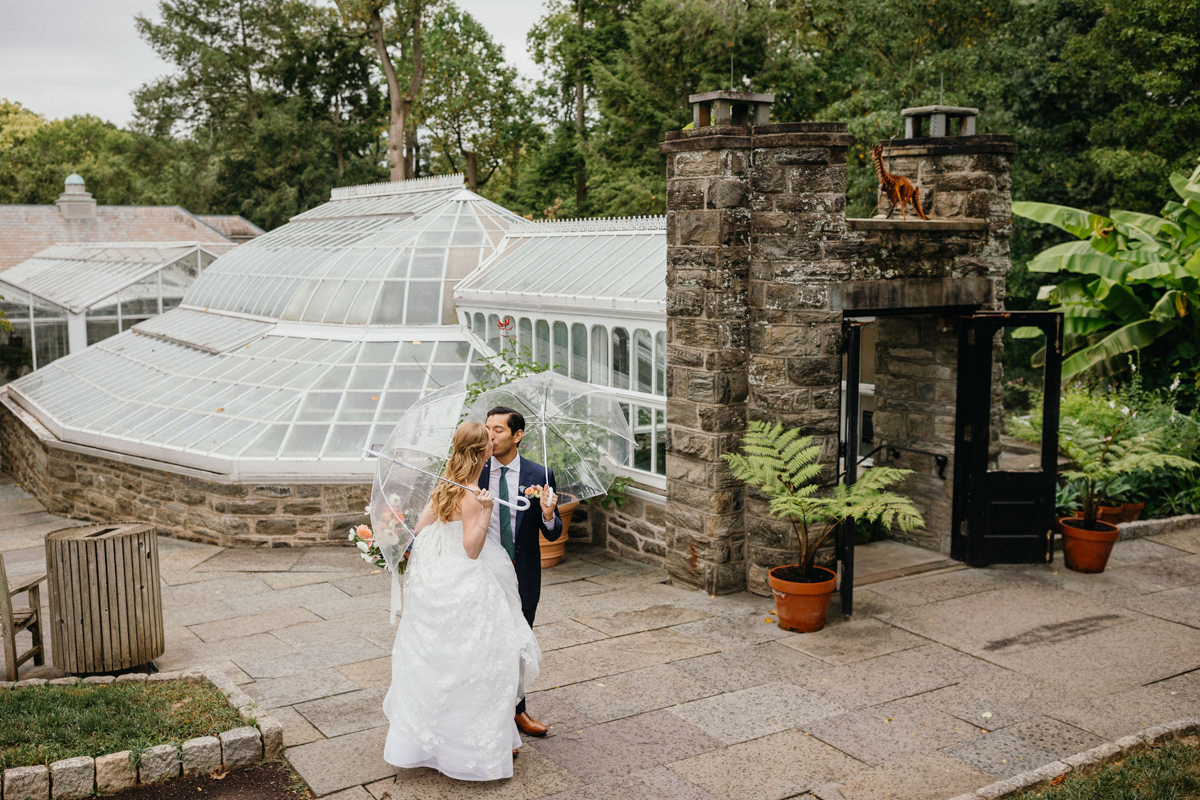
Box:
left=4, top=474, right=1200, bottom=800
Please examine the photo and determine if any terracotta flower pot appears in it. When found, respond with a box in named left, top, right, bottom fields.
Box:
left=539, top=496, right=579, bottom=569
left=768, top=565, right=837, bottom=633
left=1060, top=517, right=1120, bottom=574
left=1120, top=502, right=1145, bottom=523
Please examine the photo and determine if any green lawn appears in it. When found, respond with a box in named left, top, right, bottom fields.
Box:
left=1017, top=735, right=1200, bottom=800
left=0, top=681, right=245, bottom=770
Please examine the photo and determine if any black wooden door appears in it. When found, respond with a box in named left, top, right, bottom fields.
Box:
left=951, top=311, right=1063, bottom=566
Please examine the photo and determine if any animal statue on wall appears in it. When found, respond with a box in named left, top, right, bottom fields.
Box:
left=870, top=144, right=930, bottom=220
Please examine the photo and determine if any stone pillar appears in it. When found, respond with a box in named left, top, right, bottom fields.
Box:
left=871, top=134, right=1017, bottom=553
left=744, top=124, right=857, bottom=595
left=660, top=126, right=753, bottom=594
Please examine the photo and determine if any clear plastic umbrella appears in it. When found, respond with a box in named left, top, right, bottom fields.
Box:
left=466, top=372, right=636, bottom=503
left=363, top=381, right=529, bottom=577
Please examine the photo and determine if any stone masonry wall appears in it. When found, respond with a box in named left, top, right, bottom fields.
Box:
left=662, top=122, right=1015, bottom=594
left=0, top=399, right=369, bottom=547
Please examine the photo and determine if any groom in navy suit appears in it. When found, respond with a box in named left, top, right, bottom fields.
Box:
left=479, top=405, right=562, bottom=737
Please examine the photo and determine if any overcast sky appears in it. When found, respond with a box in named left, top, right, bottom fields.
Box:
left=0, top=0, right=544, bottom=127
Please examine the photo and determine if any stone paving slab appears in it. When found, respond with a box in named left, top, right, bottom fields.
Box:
left=382, top=744, right=582, bottom=799
left=666, top=728, right=866, bottom=800
left=534, top=628, right=718, bottom=690
left=287, top=726, right=396, bottom=796
left=670, top=682, right=845, bottom=745
left=777, top=617, right=927, bottom=665
left=575, top=604, right=710, bottom=636
left=541, top=765, right=719, bottom=800
left=942, top=729, right=1061, bottom=779
left=530, top=708, right=721, bottom=784
left=532, top=619, right=610, bottom=651
left=803, top=693, right=982, bottom=766
left=295, top=686, right=390, bottom=738
left=672, top=641, right=824, bottom=693
left=3, top=479, right=1200, bottom=800
left=833, top=751, right=994, bottom=800
left=548, top=663, right=719, bottom=723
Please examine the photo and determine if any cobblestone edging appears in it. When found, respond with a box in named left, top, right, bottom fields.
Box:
left=1116, top=514, right=1200, bottom=542
left=942, top=717, right=1200, bottom=800
left=0, top=669, right=283, bottom=800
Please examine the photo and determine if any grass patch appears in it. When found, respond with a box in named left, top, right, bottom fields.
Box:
left=1017, top=735, right=1200, bottom=799
left=0, top=681, right=246, bottom=770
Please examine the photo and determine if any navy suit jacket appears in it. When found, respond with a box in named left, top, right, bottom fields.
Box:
left=478, top=455, right=563, bottom=618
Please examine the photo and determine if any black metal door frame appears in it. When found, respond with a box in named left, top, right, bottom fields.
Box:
left=951, top=311, right=1063, bottom=566
left=837, top=319, right=868, bottom=615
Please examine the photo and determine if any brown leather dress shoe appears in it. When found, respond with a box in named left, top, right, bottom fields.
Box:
left=515, top=712, right=548, bottom=737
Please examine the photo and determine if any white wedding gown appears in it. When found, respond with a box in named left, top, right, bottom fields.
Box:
left=382, top=519, right=541, bottom=781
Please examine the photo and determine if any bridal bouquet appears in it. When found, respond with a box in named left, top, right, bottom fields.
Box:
left=351, top=494, right=412, bottom=574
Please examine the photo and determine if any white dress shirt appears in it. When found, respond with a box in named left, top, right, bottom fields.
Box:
left=486, top=454, right=553, bottom=548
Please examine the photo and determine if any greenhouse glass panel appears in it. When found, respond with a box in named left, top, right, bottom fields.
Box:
left=487, top=314, right=501, bottom=351
left=534, top=320, right=550, bottom=366
left=655, top=332, right=666, bottom=395
left=571, top=323, right=587, bottom=381
left=88, top=294, right=119, bottom=318
left=350, top=366, right=388, bottom=390
left=242, top=424, right=289, bottom=458
left=121, top=275, right=161, bottom=317
left=338, top=392, right=380, bottom=421
left=33, top=321, right=69, bottom=368
left=519, top=318, right=532, bottom=353
left=473, top=313, right=485, bottom=337
left=325, top=424, right=372, bottom=456
left=612, top=327, right=630, bottom=389
left=361, top=341, right=399, bottom=363
left=411, top=249, right=444, bottom=278
left=398, top=340, right=434, bottom=362
left=298, top=392, right=341, bottom=421
left=388, top=366, right=426, bottom=390
left=634, top=329, right=653, bottom=394
left=405, top=282, right=441, bottom=324
left=372, top=282, right=406, bottom=325
left=589, top=326, right=608, bottom=386
left=634, top=405, right=652, bottom=472
left=552, top=322, right=568, bottom=376
left=435, top=341, right=470, bottom=362
left=281, top=424, right=329, bottom=457
left=655, top=409, right=666, bottom=475
left=87, top=320, right=118, bottom=346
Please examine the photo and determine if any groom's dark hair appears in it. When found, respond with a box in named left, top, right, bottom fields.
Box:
left=486, top=406, right=525, bottom=435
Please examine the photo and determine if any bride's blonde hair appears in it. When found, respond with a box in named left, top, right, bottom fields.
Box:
left=430, top=422, right=490, bottom=523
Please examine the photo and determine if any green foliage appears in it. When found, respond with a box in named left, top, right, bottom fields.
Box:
left=0, top=681, right=244, bottom=770
left=1012, top=163, right=1200, bottom=388
left=723, top=421, right=924, bottom=573
left=1058, top=412, right=1198, bottom=525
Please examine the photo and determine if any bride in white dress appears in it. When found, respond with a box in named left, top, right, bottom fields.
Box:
left=382, top=421, right=541, bottom=781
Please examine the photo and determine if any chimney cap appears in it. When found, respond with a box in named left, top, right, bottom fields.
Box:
left=688, top=90, right=774, bottom=130
left=65, top=173, right=85, bottom=186
left=688, top=90, right=775, bottom=105
left=901, top=105, right=978, bottom=117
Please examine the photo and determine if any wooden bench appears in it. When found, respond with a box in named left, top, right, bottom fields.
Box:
left=0, top=553, right=46, bottom=681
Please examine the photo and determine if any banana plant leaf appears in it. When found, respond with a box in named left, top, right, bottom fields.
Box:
left=1061, top=319, right=1179, bottom=378
left=1028, top=240, right=1134, bottom=281
left=1013, top=201, right=1111, bottom=239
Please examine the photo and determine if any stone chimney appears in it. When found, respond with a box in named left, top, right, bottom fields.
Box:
left=660, top=93, right=856, bottom=594
left=56, top=173, right=97, bottom=221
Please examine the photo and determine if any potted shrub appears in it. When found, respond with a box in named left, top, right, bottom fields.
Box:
left=1058, top=414, right=1198, bottom=573
left=723, top=421, right=924, bottom=632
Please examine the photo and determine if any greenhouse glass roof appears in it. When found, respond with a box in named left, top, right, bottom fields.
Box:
left=0, top=242, right=227, bottom=313
left=186, top=175, right=522, bottom=326
left=5, top=175, right=514, bottom=479
left=455, top=217, right=666, bottom=316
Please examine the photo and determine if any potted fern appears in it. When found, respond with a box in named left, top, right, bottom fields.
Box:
left=723, top=422, right=925, bottom=632
left=1058, top=414, right=1198, bottom=572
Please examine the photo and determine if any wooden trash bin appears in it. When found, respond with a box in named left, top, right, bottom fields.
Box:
left=45, top=523, right=164, bottom=674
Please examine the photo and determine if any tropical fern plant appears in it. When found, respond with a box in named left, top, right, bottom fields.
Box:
left=1060, top=413, right=1198, bottom=527
left=1011, top=162, right=1200, bottom=381
left=722, top=421, right=925, bottom=578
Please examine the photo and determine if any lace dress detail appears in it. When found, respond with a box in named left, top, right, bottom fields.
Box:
left=382, top=520, right=541, bottom=781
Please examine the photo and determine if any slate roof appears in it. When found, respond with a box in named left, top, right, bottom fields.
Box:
left=0, top=205, right=241, bottom=269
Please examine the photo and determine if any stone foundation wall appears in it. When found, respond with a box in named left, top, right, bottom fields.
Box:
left=585, top=488, right=669, bottom=566
left=0, top=399, right=368, bottom=547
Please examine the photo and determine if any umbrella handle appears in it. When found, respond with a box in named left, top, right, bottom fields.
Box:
left=362, top=449, right=531, bottom=511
